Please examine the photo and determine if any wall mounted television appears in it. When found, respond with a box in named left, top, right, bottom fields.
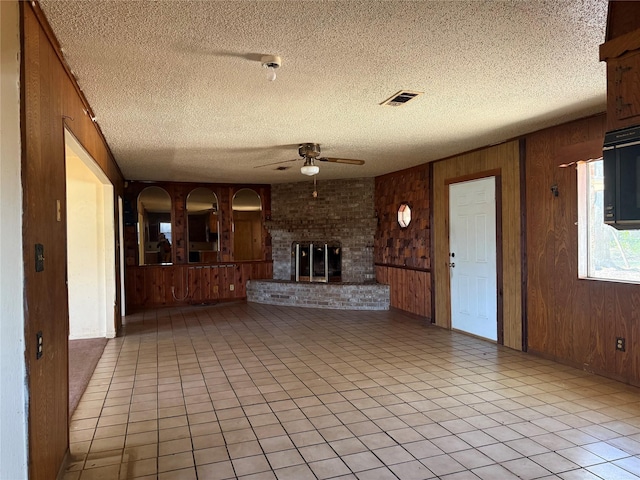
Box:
left=603, top=126, right=640, bottom=230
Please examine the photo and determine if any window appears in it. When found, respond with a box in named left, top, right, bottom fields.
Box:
left=397, top=203, right=412, bottom=228
left=578, top=159, right=640, bottom=283
left=159, top=222, right=172, bottom=244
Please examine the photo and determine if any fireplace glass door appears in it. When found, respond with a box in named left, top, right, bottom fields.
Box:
left=292, top=242, right=341, bottom=282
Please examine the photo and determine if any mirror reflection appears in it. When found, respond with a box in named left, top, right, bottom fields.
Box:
left=187, top=188, right=219, bottom=263
left=232, top=188, right=262, bottom=261
left=138, top=186, right=172, bottom=265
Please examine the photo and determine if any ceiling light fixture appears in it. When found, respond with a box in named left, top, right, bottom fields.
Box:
left=300, top=157, right=319, bottom=176
left=261, top=55, right=281, bottom=81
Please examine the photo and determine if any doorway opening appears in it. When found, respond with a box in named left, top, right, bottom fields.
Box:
left=65, top=129, right=115, bottom=414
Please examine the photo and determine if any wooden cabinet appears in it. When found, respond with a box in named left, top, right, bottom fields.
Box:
left=600, top=3, right=640, bottom=132
left=606, top=50, right=640, bottom=131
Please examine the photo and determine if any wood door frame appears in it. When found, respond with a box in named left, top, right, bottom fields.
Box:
left=519, top=138, right=528, bottom=352
left=445, top=170, right=504, bottom=345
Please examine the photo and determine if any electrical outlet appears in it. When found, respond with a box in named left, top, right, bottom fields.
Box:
left=229, top=284, right=235, bottom=291
left=616, top=337, right=626, bottom=352
left=36, top=331, right=43, bottom=359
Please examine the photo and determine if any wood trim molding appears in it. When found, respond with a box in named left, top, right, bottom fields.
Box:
left=600, top=28, right=640, bottom=61
left=429, top=161, right=436, bottom=324
left=556, top=138, right=604, bottom=162
left=495, top=175, right=504, bottom=346
left=519, top=138, right=528, bottom=352
left=444, top=169, right=502, bottom=186
left=28, top=1, right=125, bottom=182
left=374, top=263, right=430, bottom=273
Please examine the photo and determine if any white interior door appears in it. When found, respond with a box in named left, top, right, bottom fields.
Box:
left=449, top=177, right=497, bottom=341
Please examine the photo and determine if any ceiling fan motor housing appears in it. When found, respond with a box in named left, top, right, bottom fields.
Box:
left=299, top=143, right=321, bottom=158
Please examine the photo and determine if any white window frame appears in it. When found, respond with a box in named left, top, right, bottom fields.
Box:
left=578, top=158, right=640, bottom=284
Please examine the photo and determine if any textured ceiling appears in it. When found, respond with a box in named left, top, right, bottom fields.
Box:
left=40, top=0, right=608, bottom=184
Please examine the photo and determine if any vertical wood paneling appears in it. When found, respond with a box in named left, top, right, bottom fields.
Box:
left=374, top=265, right=430, bottom=318
left=125, top=262, right=272, bottom=308
left=374, top=165, right=431, bottom=319
left=22, top=5, right=125, bottom=479
left=432, top=141, right=522, bottom=350
left=172, top=187, right=187, bottom=264
left=525, top=114, right=640, bottom=386
left=525, top=128, right=555, bottom=355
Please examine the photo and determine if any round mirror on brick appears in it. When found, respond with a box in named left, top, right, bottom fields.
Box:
left=397, top=202, right=412, bottom=228
left=186, top=187, right=219, bottom=263
left=137, top=186, right=172, bottom=265
left=232, top=188, right=262, bottom=261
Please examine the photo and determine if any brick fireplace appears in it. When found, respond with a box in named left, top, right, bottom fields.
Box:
left=266, top=178, right=377, bottom=283
left=249, top=178, right=389, bottom=310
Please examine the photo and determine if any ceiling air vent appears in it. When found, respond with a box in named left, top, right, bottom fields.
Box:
left=381, top=90, right=423, bottom=107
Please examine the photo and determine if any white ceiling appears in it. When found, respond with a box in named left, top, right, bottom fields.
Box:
left=40, top=0, right=608, bottom=185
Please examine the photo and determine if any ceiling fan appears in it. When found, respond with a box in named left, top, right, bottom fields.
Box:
left=256, top=143, right=365, bottom=176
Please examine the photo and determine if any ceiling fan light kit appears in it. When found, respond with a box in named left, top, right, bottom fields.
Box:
left=261, top=55, right=281, bottom=81
left=300, top=158, right=320, bottom=176
left=255, top=143, right=365, bottom=176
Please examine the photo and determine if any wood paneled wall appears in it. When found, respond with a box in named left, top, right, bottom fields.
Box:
left=525, top=114, right=640, bottom=386
left=126, top=262, right=273, bottom=307
left=375, top=266, right=431, bottom=318
left=375, top=165, right=430, bottom=269
left=374, top=165, right=431, bottom=318
left=432, top=141, right=522, bottom=350
left=21, top=4, right=124, bottom=479
left=124, top=182, right=272, bottom=309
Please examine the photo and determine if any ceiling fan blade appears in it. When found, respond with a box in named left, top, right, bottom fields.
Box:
left=319, top=157, right=365, bottom=165
left=254, top=158, right=298, bottom=168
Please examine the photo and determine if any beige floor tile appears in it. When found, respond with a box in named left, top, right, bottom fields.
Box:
left=118, top=458, right=157, bottom=479
left=89, top=436, right=125, bottom=454
left=228, top=440, right=263, bottom=459
left=193, top=445, right=229, bottom=466
left=501, top=457, right=551, bottom=480
left=266, top=449, right=305, bottom=469
left=530, top=451, right=580, bottom=473
left=158, top=437, right=192, bottom=456
left=308, top=457, right=351, bottom=479
left=273, top=463, right=317, bottom=480
left=232, top=454, right=271, bottom=476
left=70, top=304, right=640, bottom=480
left=126, top=419, right=157, bottom=435
left=472, top=463, right=520, bottom=479
left=196, top=460, right=236, bottom=478
left=78, top=464, right=120, bottom=480
left=389, top=460, right=436, bottom=480
left=157, top=466, right=197, bottom=480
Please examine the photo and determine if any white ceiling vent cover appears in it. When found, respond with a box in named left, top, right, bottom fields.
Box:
left=381, top=90, right=423, bottom=107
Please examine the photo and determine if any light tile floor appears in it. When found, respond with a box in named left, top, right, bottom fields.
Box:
left=63, top=303, right=640, bottom=480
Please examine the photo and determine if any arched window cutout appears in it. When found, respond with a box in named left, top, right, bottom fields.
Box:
left=398, top=203, right=412, bottom=228
left=138, top=186, right=172, bottom=265
left=187, top=188, right=219, bottom=263
left=232, top=188, right=262, bottom=261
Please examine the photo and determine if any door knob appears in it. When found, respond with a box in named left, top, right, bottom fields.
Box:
left=449, top=262, right=455, bottom=268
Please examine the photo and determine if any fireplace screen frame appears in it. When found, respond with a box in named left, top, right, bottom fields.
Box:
left=291, top=241, right=341, bottom=283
